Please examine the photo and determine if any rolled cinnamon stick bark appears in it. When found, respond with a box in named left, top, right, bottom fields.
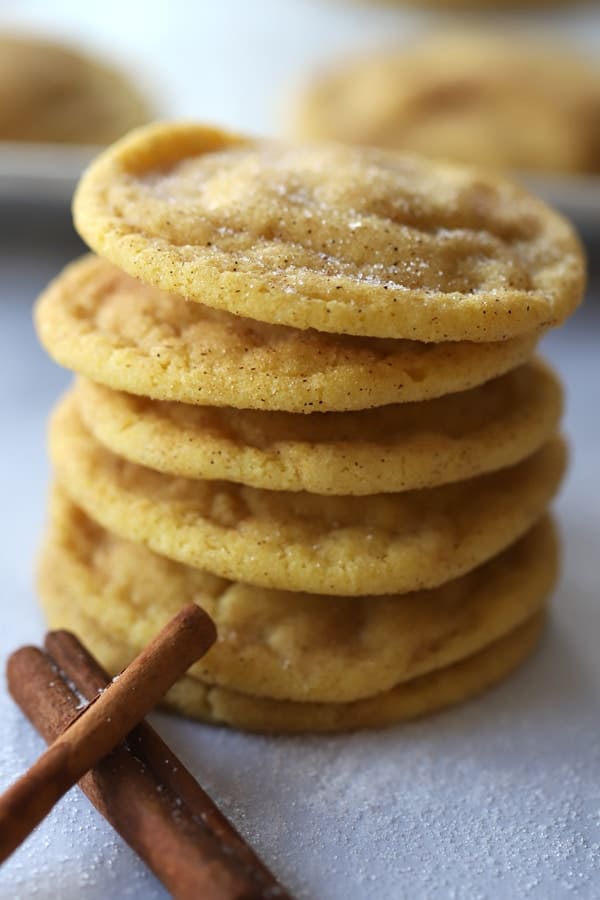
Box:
left=45, top=629, right=286, bottom=897
left=0, top=605, right=216, bottom=865
left=7, top=644, right=271, bottom=899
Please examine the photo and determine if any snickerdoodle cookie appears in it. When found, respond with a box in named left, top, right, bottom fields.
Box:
left=294, top=33, right=600, bottom=174
left=40, top=591, right=546, bottom=734
left=73, top=123, right=584, bottom=342
left=75, top=360, right=562, bottom=494
left=49, top=393, right=566, bottom=596
left=36, top=255, right=539, bottom=413
left=0, top=33, right=151, bottom=144
left=39, top=488, right=557, bottom=703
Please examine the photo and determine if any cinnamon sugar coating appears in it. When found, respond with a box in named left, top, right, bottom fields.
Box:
left=73, top=123, right=585, bottom=342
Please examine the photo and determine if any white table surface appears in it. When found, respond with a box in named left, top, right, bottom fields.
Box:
left=0, top=2, right=600, bottom=898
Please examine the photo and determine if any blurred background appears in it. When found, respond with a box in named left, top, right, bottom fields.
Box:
left=1, top=0, right=599, bottom=232
left=0, top=0, right=599, bottom=134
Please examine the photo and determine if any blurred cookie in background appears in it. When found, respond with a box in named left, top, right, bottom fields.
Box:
left=362, top=1, right=585, bottom=7
left=0, top=33, right=153, bottom=145
left=293, top=32, right=600, bottom=174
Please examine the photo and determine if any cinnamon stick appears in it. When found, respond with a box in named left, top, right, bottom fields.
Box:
left=45, top=630, right=279, bottom=889
left=7, top=641, right=287, bottom=899
left=0, top=604, right=216, bottom=864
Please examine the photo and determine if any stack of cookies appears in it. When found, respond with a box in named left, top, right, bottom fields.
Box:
left=34, top=123, right=584, bottom=733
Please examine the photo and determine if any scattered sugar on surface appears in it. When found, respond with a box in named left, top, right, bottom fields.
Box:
left=1, top=600, right=600, bottom=899
left=0, top=702, right=169, bottom=900
left=148, top=591, right=600, bottom=900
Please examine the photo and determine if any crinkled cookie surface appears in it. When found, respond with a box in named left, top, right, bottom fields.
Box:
left=73, top=122, right=585, bottom=341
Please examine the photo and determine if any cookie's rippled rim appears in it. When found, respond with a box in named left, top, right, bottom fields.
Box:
left=49, top=393, right=567, bottom=596
left=40, top=591, right=546, bottom=734
left=75, top=360, right=563, bottom=495
left=35, top=255, right=539, bottom=413
left=39, top=488, right=558, bottom=703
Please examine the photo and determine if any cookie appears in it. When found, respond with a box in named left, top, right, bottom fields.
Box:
left=72, top=122, right=585, bottom=342
left=49, top=394, right=566, bottom=596
left=294, top=32, right=600, bottom=174
left=39, top=488, right=558, bottom=703
left=364, top=1, right=575, bottom=7
left=39, top=593, right=545, bottom=733
left=35, top=255, right=538, bottom=414
left=75, top=359, right=562, bottom=495
left=0, top=33, right=151, bottom=144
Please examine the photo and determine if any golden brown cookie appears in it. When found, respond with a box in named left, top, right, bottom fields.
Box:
left=35, top=255, right=538, bottom=413
left=294, top=32, right=600, bottom=174
left=49, top=393, right=566, bottom=596
left=73, top=122, right=585, bottom=342
left=75, top=360, right=562, bottom=494
left=39, top=591, right=546, bottom=733
left=362, top=1, right=578, bottom=7
left=0, top=33, right=151, bottom=144
left=39, top=487, right=558, bottom=703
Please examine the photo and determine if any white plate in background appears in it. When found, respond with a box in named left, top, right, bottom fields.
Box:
left=521, top=172, right=600, bottom=234
left=0, top=141, right=100, bottom=206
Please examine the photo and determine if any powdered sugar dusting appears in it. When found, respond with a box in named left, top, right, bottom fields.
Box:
left=157, top=605, right=600, bottom=900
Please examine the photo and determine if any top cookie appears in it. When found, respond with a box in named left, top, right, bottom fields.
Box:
left=0, top=33, right=151, bottom=145
left=294, top=32, right=600, bottom=174
left=73, top=122, right=585, bottom=342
